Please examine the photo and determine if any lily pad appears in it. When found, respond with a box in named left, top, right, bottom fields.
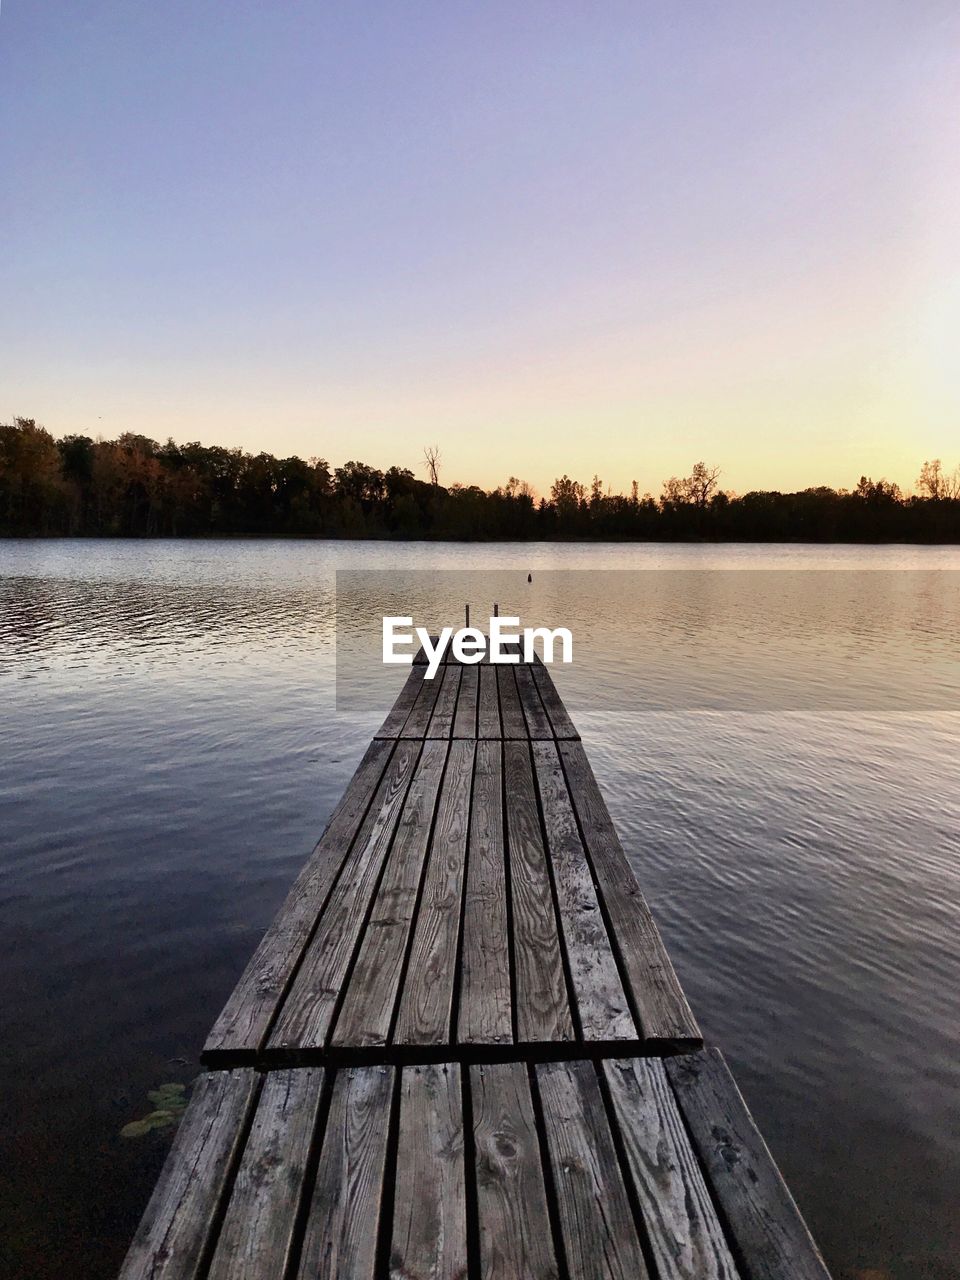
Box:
left=121, top=1079, right=192, bottom=1139
left=120, top=1112, right=175, bottom=1138
left=147, top=1084, right=186, bottom=1109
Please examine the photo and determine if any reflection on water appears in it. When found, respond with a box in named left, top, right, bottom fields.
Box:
left=334, top=568, right=960, bottom=713
left=1, top=540, right=959, bottom=1280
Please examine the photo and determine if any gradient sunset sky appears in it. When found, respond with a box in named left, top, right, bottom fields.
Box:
left=2, top=2, right=958, bottom=498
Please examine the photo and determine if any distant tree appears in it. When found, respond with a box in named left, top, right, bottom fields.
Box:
left=550, top=475, right=585, bottom=513
left=549, top=475, right=586, bottom=534
left=686, top=461, right=722, bottom=508
left=423, top=444, right=441, bottom=486
left=917, top=458, right=960, bottom=500
left=6, top=416, right=960, bottom=543
left=856, top=475, right=902, bottom=503
left=335, top=460, right=385, bottom=508
left=58, top=434, right=95, bottom=486
left=660, top=461, right=721, bottom=510
left=504, top=475, right=535, bottom=502
left=0, top=417, right=65, bottom=532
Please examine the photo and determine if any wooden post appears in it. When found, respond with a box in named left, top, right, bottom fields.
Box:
left=465, top=604, right=470, bottom=627
left=494, top=603, right=499, bottom=617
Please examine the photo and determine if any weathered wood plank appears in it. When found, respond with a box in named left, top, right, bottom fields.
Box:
left=503, top=741, right=573, bottom=1045
left=536, top=1061, right=649, bottom=1280
left=394, top=741, right=476, bottom=1046
left=558, top=740, right=701, bottom=1047
left=452, top=665, right=479, bottom=738
left=532, top=742, right=636, bottom=1043
left=268, top=741, right=421, bottom=1052
left=602, top=1058, right=739, bottom=1280
left=401, top=669, right=445, bottom=738
left=391, top=1064, right=467, bottom=1279
left=332, top=741, right=449, bottom=1048
left=515, top=663, right=553, bottom=739
left=498, top=665, right=528, bottom=739
left=665, top=1050, right=831, bottom=1280
left=471, top=1062, right=559, bottom=1280
left=427, top=665, right=462, bottom=739
left=377, top=667, right=424, bottom=738
left=477, top=665, right=502, bottom=738
left=204, top=739, right=394, bottom=1056
left=297, top=1065, right=394, bottom=1280
left=458, top=740, right=512, bottom=1045
left=118, top=1070, right=260, bottom=1280
left=207, top=1069, right=325, bottom=1280
left=530, top=663, right=579, bottom=739
left=130, top=646, right=834, bottom=1280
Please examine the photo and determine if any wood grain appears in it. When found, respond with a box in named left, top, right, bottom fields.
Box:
left=458, top=740, right=512, bottom=1044
left=394, top=741, right=475, bottom=1046
left=297, top=1065, right=394, bottom=1280
left=428, top=665, right=462, bottom=738
left=558, top=740, right=701, bottom=1047
left=118, top=1070, right=260, bottom=1280
left=602, top=1058, right=739, bottom=1280
left=452, top=665, right=479, bottom=738
left=332, top=741, right=449, bottom=1048
left=391, top=1064, right=467, bottom=1279
left=503, top=741, right=573, bottom=1045
left=377, top=667, right=425, bottom=737
left=536, top=1060, right=649, bottom=1280
left=533, top=741, right=635, bottom=1043
left=530, top=663, right=579, bottom=739
left=401, top=669, right=445, bottom=738
left=471, top=1062, right=559, bottom=1280
left=477, top=665, right=502, bottom=738
left=132, top=656, right=831, bottom=1280
left=207, top=1069, right=325, bottom=1280
left=497, top=665, right=528, bottom=739
left=515, top=663, right=553, bottom=739
left=268, top=741, right=420, bottom=1051
left=665, top=1050, right=832, bottom=1280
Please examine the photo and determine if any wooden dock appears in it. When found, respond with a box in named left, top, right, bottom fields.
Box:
left=119, top=650, right=832, bottom=1279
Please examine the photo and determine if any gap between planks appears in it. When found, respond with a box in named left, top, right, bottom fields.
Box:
left=204, top=732, right=699, bottom=1066
left=120, top=1049, right=831, bottom=1280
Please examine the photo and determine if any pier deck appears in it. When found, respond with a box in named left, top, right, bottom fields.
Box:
left=120, top=652, right=832, bottom=1279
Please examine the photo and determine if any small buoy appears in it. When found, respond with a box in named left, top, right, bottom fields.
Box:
left=527, top=573, right=532, bottom=583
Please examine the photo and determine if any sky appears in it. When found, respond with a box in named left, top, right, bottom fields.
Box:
left=2, top=1, right=958, bottom=498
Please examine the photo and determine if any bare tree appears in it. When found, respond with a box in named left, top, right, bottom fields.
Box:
left=917, top=458, right=960, bottom=500
left=660, top=461, right=721, bottom=508
left=686, top=461, right=721, bottom=508
left=423, top=444, right=441, bottom=486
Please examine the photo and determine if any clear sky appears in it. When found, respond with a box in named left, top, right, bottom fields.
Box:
left=2, top=1, right=958, bottom=497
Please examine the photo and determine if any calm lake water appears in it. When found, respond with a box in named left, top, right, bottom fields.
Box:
left=1, top=540, right=958, bottom=1280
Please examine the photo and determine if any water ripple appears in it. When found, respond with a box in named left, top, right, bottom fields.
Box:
left=1, top=540, right=958, bottom=1279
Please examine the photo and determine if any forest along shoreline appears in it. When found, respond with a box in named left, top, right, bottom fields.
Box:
left=3, top=418, right=960, bottom=542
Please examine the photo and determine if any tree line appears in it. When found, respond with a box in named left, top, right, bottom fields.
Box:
left=2, top=416, right=959, bottom=542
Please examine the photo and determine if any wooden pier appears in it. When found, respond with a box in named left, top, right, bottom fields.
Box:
left=120, top=649, right=832, bottom=1279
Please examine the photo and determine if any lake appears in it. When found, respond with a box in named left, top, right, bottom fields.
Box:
left=1, top=540, right=958, bottom=1280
